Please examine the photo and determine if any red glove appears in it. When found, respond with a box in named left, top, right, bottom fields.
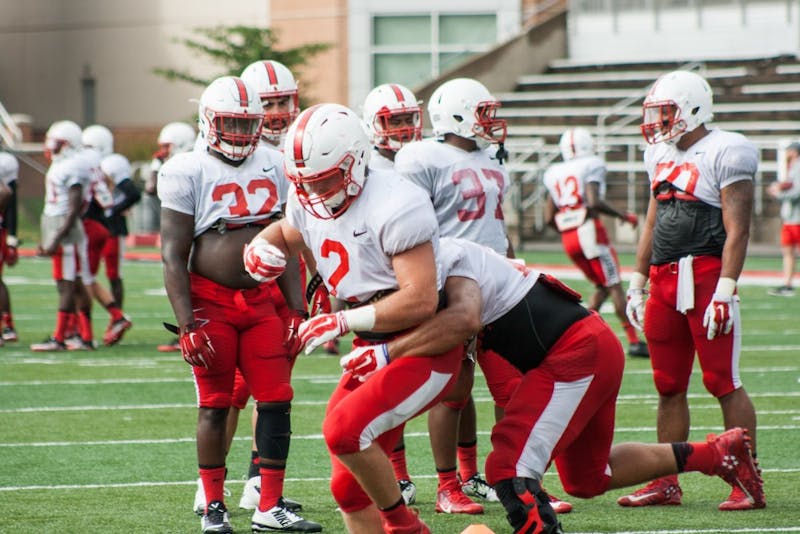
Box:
left=298, top=312, right=349, bottom=354
left=285, top=310, right=308, bottom=359
left=339, top=344, right=390, bottom=382
left=243, top=238, right=286, bottom=282
left=305, top=273, right=332, bottom=316
left=623, top=212, right=639, bottom=228
left=5, top=246, right=18, bottom=266
left=179, top=321, right=215, bottom=368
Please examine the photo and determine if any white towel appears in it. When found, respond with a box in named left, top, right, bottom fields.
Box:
left=676, top=255, right=695, bottom=314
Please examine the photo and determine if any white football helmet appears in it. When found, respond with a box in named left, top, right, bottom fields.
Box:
left=428, top=78, right=506, bottom=144
left=641, top=70, right=713, bottom=145
left=82, top=125, right=114, bottom=158
left=240, top=60, right=299, bottom=140
left=198, top=76, right=264, bottom=161
left=283, top=103, right=370, bottom=219
left=362, top=83, right=422, bottom=151
left=100, top=153, right=132, bottom=184
left=157, top=122, right=196, bottom=158
left=44, top=120, right=83, bottom=160
left=559, top=127, right=595, bottom=161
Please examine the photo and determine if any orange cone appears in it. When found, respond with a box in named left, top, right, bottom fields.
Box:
left=460, top=525, right=496, bottom=534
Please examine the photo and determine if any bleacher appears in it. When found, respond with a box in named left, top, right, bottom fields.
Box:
left=497, top=54, right=800, bottom=244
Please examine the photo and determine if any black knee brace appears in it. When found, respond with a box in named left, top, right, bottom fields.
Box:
left=255, top=402, right=292, bottom=462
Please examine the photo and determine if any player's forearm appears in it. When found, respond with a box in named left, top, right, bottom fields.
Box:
left=276, top=255, right=305, bottom=312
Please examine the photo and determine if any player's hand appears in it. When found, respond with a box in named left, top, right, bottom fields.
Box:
left=340, top=344, right=390, bottom=382
left=623, top=212, right=639, bottom=228
left=298, top=311, right=349, bottom=355
left=179, top=320, right=215, bottom=368
left=309, top=284, right=331, bottom=316
left=703, top=294, right=736, bottom=340
left=243, top=238, right=286, bottom=282
left=626, top=288, right=648, bottom=331
left=285, top=309, right=308, bottom=359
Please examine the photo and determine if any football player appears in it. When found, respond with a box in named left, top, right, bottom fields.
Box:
left=622, top=70, right=765, bottom=511
left=159, top=76, right=317, bottom=533
left=338, top=236, right=765, bottom=533
left=244, top=103, right=462, bottom=534
left=30, top=121, right=94, bottom=352
left=394, top=77, right=535, bottom=514
left=766, top=141, right=800, bottom=296
left=0, top=148, right=19, bottom=343
left=542, top=126, right=648, bottom=357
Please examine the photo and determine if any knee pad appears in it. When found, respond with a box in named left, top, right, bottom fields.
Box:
left=653, top=369, right=685, bottom=397
left=701, top=371, right=737, bottom=399
left=255, top=402, right=291, bottom=461
left=560, top=473, right=608, bottom=499
left=322, top=407, right=360, bottom=456
left=330, top=471, right=372, bottom=512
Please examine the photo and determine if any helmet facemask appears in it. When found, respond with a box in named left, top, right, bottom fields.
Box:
left=289, top=153, right=361, bottom=220
left=204, top=110, right=264, bottom=161
left=472, top=101, right=507, bottom=144
left=372, top=108, right=422, bottom=152
left=641, top=101, right=685, bottom=145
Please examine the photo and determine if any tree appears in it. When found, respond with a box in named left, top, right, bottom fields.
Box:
left=153, top=25, right=329, bottom=103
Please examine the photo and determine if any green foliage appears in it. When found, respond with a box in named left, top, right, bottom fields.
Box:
left=152, top=25, right=330, bottom=99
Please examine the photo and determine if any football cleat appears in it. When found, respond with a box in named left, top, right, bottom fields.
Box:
left=435, top=485, right=484, bottom=514
left=767, top=285, right=795, bottom=297
left=251, top=502, right=322, bottom=532
left=617, top=476, right=682, bottom=507
left=545, top=491, right=573, bottom=514
left=719, top=485, right=767, bottom=511
left=193, top=478, right=232, bottom=515
left=30, top=337, right=66, bottom=352
left=707, top=427, right=766, bottom=509
left=322, top=338, right=339, bottom=355
left=103, top=315, right=133, bottom=346
left=65, top=337, right=96, bottom=351
left=2, top=326, right=18, bottom=342
left=461, top=473, right=499, bottom=502
left=239, top=475, right=303, bottom=512
left=201, top=500, right=232, bottom=534
left=398, top=478, right=417, bottom=505
left=157, top=337, right=181, bottom=352
left=627, top=341, right=650, bottom=358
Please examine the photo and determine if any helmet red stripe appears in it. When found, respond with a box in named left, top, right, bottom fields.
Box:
left=292, top=105, right=322, bottom=169
left=569, top=129, right=576, bottom=158
left=233, top=78, right=249, bottom=107
left=389, top=84, right=404, bottom=103
left=264, top=61, right=278, bottom=85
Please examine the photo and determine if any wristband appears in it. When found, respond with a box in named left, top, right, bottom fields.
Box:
left=6, top=235, right=18, bottom=248
left=714, top=277, right=737, bottom=299
left=342, top=305, right=376, bottom=332
left=629, top=271, right=648, bottom=291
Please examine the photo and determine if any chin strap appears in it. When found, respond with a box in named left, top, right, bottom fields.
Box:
left=496, top=142, right=508, bottom=165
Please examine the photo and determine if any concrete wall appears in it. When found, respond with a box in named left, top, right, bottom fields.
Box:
left=0, top=0, right=269, bottom=132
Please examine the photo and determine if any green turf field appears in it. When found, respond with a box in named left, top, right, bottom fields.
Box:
left=1, top=251, right=797, bottom=533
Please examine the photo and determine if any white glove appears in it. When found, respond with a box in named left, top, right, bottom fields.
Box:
left=703, top=277, right=737, bottom=341
left=339, top=344, right=390, bottom=382
left=626, top=272, right=648, bottom=331
left=299, top=306, right=376, bottom=355
left=243, top=238, right=286, bottom=282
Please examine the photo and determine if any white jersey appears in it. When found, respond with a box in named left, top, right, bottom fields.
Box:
left=368, top=148, right=395, bottom=171
left=542, top=155, right=606, bottom=209
left=101, top=154, right=132, bottom=187
left=79, top=148, right=112, bottom=210
left=0, top=152, right=18, bottom=187
left=643, top=128, right=758, bottom=208
left=395, top=139, right=510, bottom=254
left=158, top=145, right=288, bottom=237
left=43, top=151, right=93, bottom=217
left=439, top=237, right=538, bottom=325
left=286, top=168, right=441, bottom=304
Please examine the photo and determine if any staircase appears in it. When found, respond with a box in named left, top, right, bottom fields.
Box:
left=497, top=54, right=800, bottom=246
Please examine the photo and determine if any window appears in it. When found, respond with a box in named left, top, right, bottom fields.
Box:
left=372, top=13, right=498, bottom=88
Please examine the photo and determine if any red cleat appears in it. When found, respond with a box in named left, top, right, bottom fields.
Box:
left=436, top=486, right=484, bottom=515
left=617, top=477, right=682, bottom=507
left=707, top=428, right=766, bottom=510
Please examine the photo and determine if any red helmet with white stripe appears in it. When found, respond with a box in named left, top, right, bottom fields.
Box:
left=362, top=83, right=422, bottom=151
left=198, top=76, right=264, bottom=161
left=283, top=103, right=370, bottom=219
left=240, top=60, right=299, bottom=141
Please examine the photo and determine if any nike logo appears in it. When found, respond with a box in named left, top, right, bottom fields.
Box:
left=353, top=229, right=367, bottom=237
left=625, top=492, right=659, bottom=504
left=262, top=166, right=275, bottom=173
